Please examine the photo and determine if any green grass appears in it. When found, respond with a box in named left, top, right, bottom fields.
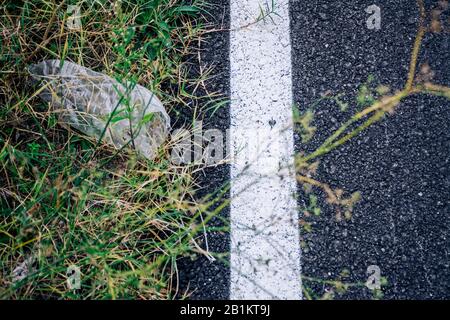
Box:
left=0, top=0, right=225, bottom=299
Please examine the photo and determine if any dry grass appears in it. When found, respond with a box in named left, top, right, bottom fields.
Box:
left=0, top=0, right=226, bottom=299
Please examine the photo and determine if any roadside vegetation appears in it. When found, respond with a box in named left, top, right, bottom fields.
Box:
left=0, top=0, right=224, bottom=299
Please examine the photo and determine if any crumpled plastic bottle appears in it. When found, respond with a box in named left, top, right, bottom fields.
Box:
left=29, top=59, right=170, bottom=160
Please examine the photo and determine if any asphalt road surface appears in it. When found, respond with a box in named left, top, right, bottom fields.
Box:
left=178, top=0, right=450, bottom=299
left=177, top=0, right=231, bottom=300
left=291, top=0, right=450, bottom=299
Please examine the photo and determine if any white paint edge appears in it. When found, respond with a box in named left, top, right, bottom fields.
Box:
left=229, top=0, right=301, bottom=299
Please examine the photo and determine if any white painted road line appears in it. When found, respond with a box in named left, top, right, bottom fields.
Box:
left=229, top=0, right=301, bottom=299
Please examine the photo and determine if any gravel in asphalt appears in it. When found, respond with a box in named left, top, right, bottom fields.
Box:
left=291, top=0, right=450, bottom=299
left=176, top=0, right=231, bottom=300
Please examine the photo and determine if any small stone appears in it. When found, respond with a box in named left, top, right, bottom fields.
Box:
left=318, top=12, right=327, bottom=20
